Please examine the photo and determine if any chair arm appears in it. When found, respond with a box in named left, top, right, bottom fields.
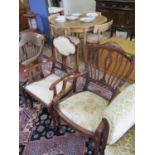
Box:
left=50, top=71, right=88, bottom=105
left=102, top=84, right=135, bottom=144
left=27, top=59, right=52, bottom=83
left=19, top=40, right=27, bottom=48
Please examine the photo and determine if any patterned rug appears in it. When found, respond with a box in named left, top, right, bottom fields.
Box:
left=19, top=97, right=95, bottom=155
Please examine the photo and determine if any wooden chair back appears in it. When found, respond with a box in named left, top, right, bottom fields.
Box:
left=93, top=20, right=113, bottom=34
left=86, top=42, right=134, bottom=100
left=50, top=24, right=66, bottom=38
left=52, top=36, right=80, bottom=72
left=19, top=32, right=45, bottom=65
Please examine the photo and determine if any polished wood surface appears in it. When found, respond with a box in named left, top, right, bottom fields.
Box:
left=50, top=15, right=107, bottom=29
left=19, top=64, right=27, bottom=83
left=50, top=14, right=107, bottom=62
left=100, top=37, right=135, bottom=83
left=96, top=0, right=135, bottom=40
left=100, top=37, right=135, bottom=55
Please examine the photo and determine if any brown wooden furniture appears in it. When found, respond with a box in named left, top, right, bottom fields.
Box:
left=50, top=14, right=107, bottom=62
left=19, top=0, right=29, bottom=30
left=100, top=37, right=135, bottom=83
left=51, top=42, right=134, bottom=154
left=86, top=19, right=113, bottom=44
left=23, top=36, right=79, bottom=115
left=19, top=32, right=45, bottom=67
left=96, top=0, right=135, bottom=40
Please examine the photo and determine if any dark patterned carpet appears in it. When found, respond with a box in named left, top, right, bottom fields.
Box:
left=19, top=97, right=96, bottom=155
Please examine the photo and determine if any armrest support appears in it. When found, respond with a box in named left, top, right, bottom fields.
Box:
left=27, top=59, right=52, bottom=83
left=50, top=71, right=88, bottom=105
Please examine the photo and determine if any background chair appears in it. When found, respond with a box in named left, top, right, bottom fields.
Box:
left=101, top=84, right=135, bottom=155
left=19, top=32, right=45, bottom=67
left=49, top=20, right=81, bottom=67
left=86, top=20, right=113, bottom=44
left=50, top=42, right=135, bottom=154
left=24, top=36, right=80, bottom=122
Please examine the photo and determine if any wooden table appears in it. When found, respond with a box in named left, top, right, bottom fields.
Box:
left=100, top=37, right=135, bottom=56
left=50, top=14, right=107, bottom=61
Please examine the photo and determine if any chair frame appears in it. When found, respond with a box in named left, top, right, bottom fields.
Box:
left=19, top=32, right=45, bottom=66
left=50, top=42, right=134, bottom=154
left=23, top=36, right=80, bottom=119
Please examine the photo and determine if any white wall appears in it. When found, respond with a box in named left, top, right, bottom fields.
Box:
left=63, top=0, right=96, bottom=15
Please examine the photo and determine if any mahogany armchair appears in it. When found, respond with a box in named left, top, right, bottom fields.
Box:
left=23, top=36, right=80, bottom=120
left=51, top=42, right=135, bottom=154
left=19, top=32, right=45, bottom=67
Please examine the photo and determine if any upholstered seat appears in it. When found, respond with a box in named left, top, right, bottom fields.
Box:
left=105, top=126, right=135, bottom=155
left=25, top=74, right=72, bottom=106
left=59, top=91, right=108, bottom=132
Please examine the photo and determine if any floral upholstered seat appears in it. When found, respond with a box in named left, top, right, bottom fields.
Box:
left=59, top=91, right=108, bottom=132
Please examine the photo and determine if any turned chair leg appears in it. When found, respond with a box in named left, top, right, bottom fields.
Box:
left=94, top=137, right=100, bottom=155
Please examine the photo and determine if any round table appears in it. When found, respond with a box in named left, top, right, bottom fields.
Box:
left=50, top=15, right=107, bottom=62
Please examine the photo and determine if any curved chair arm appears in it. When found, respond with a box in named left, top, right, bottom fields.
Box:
left=27, top=59, right=53, bottom=83
left=102, top=84, right=135, bottom=145
left=51, top=71, right=88, bottom=106
left=19, top=40, right=27, bottom=48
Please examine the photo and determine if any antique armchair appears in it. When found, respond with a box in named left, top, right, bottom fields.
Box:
left=86, top=20, right=113, bottom=44
left=23, top=36, right=79, bottom=119
left=19, top=32, right=45, bottom=67
left=50, top=42, right=134, bottom=154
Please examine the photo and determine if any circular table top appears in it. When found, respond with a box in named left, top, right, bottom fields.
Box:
left=51, top=14, right=107, bottom=30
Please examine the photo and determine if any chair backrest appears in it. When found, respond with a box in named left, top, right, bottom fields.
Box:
left=50, top=24, right=66, bottom=38
left=53, top=36, right=79, bottom=72
left=86, top=42, right=134, bottom=100
left=93, top=20, right=113, bottom=34
left=48, top=13, right=60, bottom=24
left=19, top=32, right=45, bottom=66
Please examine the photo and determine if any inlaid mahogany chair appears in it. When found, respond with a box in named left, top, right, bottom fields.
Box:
left=50, top=42, right=134, bottom=154
left=19, top=32, right=45, bottom=66
left=24, top=36, right=80, bottom=119
left=101, top=84, right=135, bottom=155
left=86, top=20, right=113, bottom=44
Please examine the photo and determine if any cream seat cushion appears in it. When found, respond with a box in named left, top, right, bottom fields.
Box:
left=25, top=74, right=71, bottom=106
left=105, top=126, right=135, bottom=155
left=59, top=91, right=109, bottom=132
left=102, top=84, right=135, bottom=144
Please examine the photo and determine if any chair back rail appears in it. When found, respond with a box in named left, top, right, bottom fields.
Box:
left=19, top=32, right=45, bottom=64
left=86, top=42, right=134, bottom=100
left=53, top=36, right=79, bottom=72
